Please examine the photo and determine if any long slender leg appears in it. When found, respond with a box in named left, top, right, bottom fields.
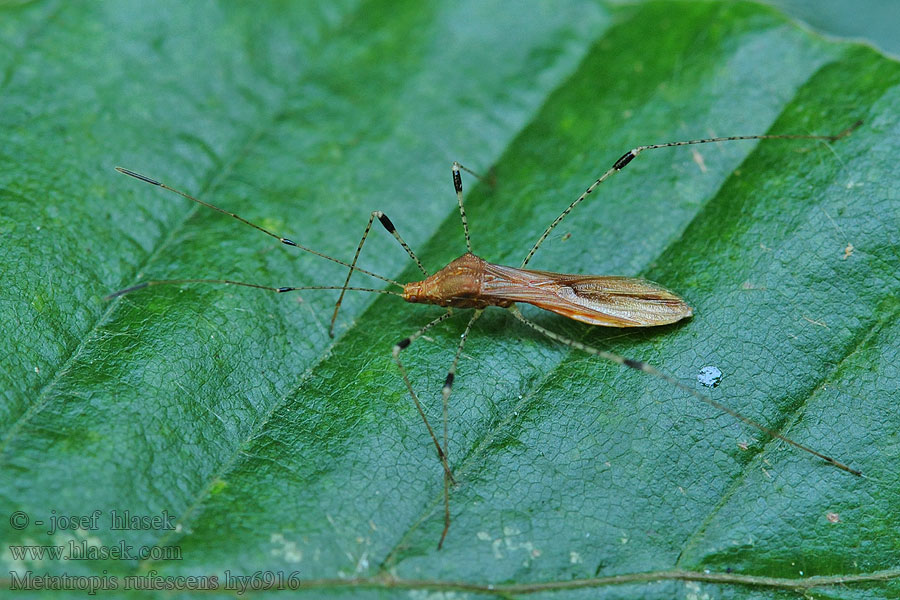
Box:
left=392, top=310, right=457, bottom=486
left=331, top=160, right=490, bottom=333
left=435, top=308, right=483, bottom=549
left=506, top=305, right=861, bottom=476
left=330, top=210, right=428, bottom=336
left=451, top=162, right=473, bottom=253
left=451, top=162, right=492, bottom=254
left=442, top=309, right=484, bottom=468
left=519, top=121, right=862, bottom=267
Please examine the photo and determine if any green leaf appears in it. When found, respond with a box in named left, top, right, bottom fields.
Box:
left=3, top=1, right=899, bottom=598
left=763, top=0, right=900, bottom=58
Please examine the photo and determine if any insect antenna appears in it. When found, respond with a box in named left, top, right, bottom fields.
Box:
left=520, top=120, right=863, bottom=267
left=105, top=279, right=400, bottom=301
left=113, top=167, right=403, bottom=290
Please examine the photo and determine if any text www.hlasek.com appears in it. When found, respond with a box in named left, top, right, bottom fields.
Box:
left=7, top=540, right=181, bottom=561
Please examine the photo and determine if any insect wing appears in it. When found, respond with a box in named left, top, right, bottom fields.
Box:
left=482, top=264, right=692, bottom=327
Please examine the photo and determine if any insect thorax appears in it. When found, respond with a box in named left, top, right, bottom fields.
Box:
left=402, top=253, right=501, bottom=309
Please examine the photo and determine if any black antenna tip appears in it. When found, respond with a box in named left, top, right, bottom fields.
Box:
left=104, top=281, right=149, bottom=300
left=115, top=167, right=162, bottom=186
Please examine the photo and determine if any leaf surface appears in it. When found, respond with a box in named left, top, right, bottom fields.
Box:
left=2, top=2, right=899, bottom=598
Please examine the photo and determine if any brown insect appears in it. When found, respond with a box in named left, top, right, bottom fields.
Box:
left=111, top=121, right=862, bottom=548
left=402, top=252, right=691, bottom=325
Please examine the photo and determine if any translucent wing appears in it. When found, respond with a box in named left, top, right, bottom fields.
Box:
left=481, top=264, right=692, bottom=327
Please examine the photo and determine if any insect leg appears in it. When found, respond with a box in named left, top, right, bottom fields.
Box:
left=451, top=162, right=493, bottom=254
left=435, top=308, right=483, bottom=549
left=330, top=210, right=428, bottom=337
left=506, top=305, right=861, bottom=476
left=392, top=310, right=457, bottom=487
left=519, top=121, right=862, bottom=267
